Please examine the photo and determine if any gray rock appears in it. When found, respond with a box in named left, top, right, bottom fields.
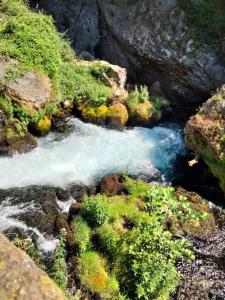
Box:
left=30, top=0, right=225, bottom=104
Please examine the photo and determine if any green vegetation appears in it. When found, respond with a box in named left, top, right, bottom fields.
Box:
left=0, top=93, right=14, bottom=117
left=151, top=96, right=170, bottom=111
left=13, top=235, right=45, bottom=270
left=71, top=215, right=92, bottom=253
left=50, top=230, right=67, bottom=291
left=127, top=85, right=149, bottom=108
left=178, top=0, right=225, bottom=47
left=73, top=177, right=202, bottom=299
left=0, top=0, right=112, bottom=107
left=81, top=195, right=110, bottom=227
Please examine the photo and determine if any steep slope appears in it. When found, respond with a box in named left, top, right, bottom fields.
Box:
left=30, top=0, right=225, bottom=105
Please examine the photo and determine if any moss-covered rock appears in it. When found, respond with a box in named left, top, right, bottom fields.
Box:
left=185, top=85, right=225, bottom=193
left=78, top=102, right=128, bottom=130
left=0, top=116, right=37, bottom=156
left=108, top=103, right=128, bottom=130
left=33, top=116, right=51, bottom=136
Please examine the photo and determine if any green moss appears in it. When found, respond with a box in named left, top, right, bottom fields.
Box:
left=71, top=215, right=92, bottom=253
left=0, top=0, right=112, bottom=107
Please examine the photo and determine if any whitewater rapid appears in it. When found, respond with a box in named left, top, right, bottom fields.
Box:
left=0, top=118, right=186, bottom=189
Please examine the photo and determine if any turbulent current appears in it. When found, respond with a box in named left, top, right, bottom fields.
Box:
left=0, top=118, right=186, bottom=189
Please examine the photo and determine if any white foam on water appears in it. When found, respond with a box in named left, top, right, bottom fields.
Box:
left=0, top=118, right=186, bottom=189
left=57, top=197, right=76, bottom=213
left=0, top=197, right=57, bottom=252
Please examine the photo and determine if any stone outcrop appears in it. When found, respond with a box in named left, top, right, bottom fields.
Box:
left=185, top=85, right=225, bottom=193
left=0, top=61, right=53, bottom=112
left=0, top=233, right=66, bottom=300
left=31, top=0, right=225, bottom=105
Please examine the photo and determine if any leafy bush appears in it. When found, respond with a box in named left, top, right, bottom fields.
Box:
left=71, top=215, right=92, bottom=253
left=50, top=230, right=67, bottom=291
left=116, top=222, right=193, bottom=299
left=151, top=96, right=170, bottom=111
left=81, top=195, right=110, bottom=227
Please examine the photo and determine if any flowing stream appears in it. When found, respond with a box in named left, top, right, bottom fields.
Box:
left=0, top=118, right=186, bottom=189
left=0, top=119, right=186, bottom=251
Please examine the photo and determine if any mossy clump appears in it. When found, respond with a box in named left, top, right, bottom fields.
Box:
left=108, top=103, right=129, bottom=129
left=78, top=103, right=129, bottom=129
left=71, top=215, right=92, bottom=253
left=77, top=251, right=120, bottom=298
left=33, top=116, right=51, bottom=135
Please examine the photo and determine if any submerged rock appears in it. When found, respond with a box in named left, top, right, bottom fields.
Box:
left=0, top=232, right=66, bottom=300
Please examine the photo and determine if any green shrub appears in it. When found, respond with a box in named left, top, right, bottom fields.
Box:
left=71, top=215, right=92, bottom=253
left=151, top=96, right=170, bottom=111
left=50, top=230, right=67, bottom=291
left=116, top=222, right=193, bottom=299
left=81, top=195, right=110, bottom=227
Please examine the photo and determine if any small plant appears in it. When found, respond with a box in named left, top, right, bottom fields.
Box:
left=0, top=93, right=14, bottom=118
left=50, top=229, right=67, bottom=291
left=71, top=215, right=92, bottom=253
left=151, top=96, right=170, bottom=111
left=13, top=235, right=45, bottom=269
left=81, top=195, right=110, bottom=227
left=127, top=85, right=149, bottom=109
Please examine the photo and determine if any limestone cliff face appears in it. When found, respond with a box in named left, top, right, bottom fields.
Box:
left=30, top=0, right=225, bottom=105
left=0, top=233, right=66, bottom=300
left=185, top=85, right=225, bottom=193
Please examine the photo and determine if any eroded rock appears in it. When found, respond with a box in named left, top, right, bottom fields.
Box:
left=0, top=232, right=66, bottom=300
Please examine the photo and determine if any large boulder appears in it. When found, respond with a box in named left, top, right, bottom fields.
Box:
left=185, top=85, right=225, bottom=193
left=0, top=233, right=66, bottom=300
left=32, top=0, right=225, bottom=105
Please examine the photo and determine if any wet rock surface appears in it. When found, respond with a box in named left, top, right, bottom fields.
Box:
left=0, top=186, right=64, bottom=236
